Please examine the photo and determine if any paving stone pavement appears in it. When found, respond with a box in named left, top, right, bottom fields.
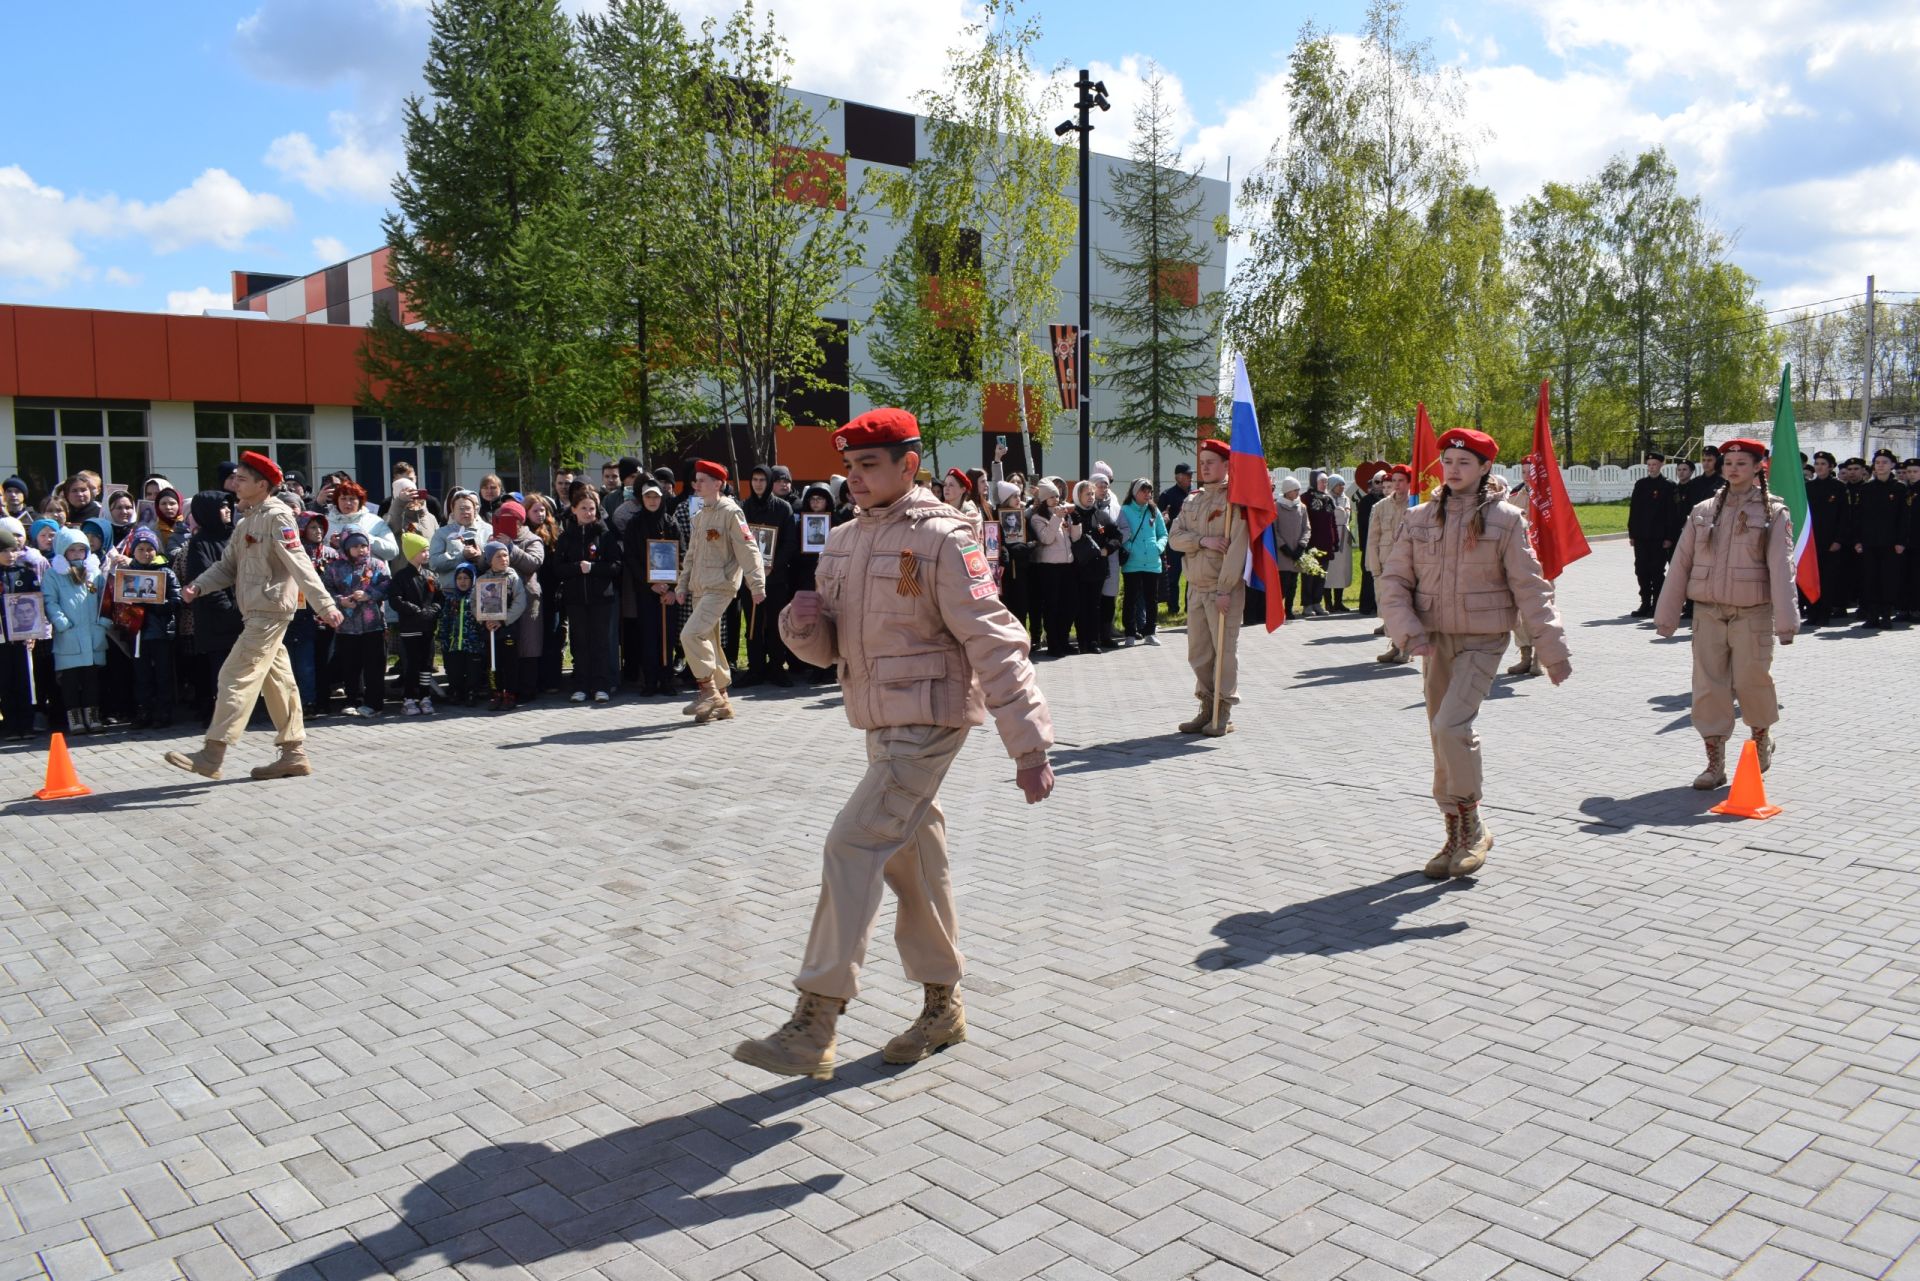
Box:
left=2, top=539, right=1917, bottom=1281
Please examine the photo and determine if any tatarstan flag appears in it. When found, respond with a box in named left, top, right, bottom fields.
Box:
left=1769, top=363, right=1818, bottom=603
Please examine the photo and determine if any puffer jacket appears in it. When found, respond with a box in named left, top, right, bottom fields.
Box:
left=1117, top=501, right=1168, bottom=573
left=1028, top=503, right=1071, bottom=565
left=676, top=495, right=766, bottom=598
left=44, top=529, right=111, bottom=671
left=780, top=487, right=1052, bottom=768
left=1378, top=494, right=1569, bottom=666
left=1654, top=485, right=1798, bottom=638
left=325, top=505, right=399, bottom=562
left=1366, top=494, right=1409, bottom=574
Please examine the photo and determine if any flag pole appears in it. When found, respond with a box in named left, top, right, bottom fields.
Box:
left=1209, top=503, right=1238, bottom=734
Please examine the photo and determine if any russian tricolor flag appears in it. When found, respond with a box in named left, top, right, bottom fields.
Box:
left=1229, top=357, right=1285, bottom=631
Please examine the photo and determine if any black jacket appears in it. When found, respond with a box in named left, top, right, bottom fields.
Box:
left=555, top=520, right=623, bottom=608
left=182, top=491, right=242, bottom=652
left=389, top=562, right=441, bottom=637
left=1856, top=476, right=1906, bottom=547
left=1806, top=475, right=1846, bottom=544
left=741, top=487, right=797, bottom=592
left=1628, top=475, right=1679, bottom=542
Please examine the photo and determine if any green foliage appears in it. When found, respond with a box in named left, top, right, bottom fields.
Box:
left=363, top=0, right=628, bottom=486
left=865, top=0, right=1075, bottom=451
left=578, top=0, right=709, bottom=458
left=681, top=1, right=864, bottom=472
left=1094, top=67, right=1221, bottom=484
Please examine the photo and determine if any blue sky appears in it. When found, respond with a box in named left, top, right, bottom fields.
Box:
left=2, top=0, right=1913, bottom=317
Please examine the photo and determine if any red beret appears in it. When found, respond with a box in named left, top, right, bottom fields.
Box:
left=1198, top=439, right=1230, bottom=460
left=238, top=450, right=283, bottom=487
left=692, top=459, right=728, bottom=482
left=1437, top=428, right=1498, bottom=462
left=1389, top=464, right=1414, bottom=479
left=945, top=467, right=971, bottom=488
left=1718, top=437, right=1768, bottom=460
left=834, top=408, right=921, bottom=451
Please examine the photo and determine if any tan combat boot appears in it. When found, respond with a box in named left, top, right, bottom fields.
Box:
left=1424, top=809, right=1460, bottom=878
left=1378, top=646, right=1410, bottom=665
left=883, top=983, right=967, bottom=1064
left=732, top=991, right=847, bottom=1080
left=1505, top=647, right=1535, bottom=677
left=1198, top=707, right=1234, bottom=737
left=250, top=744, right=312, bottom=780
left=1177, top=699, right=1214, bottom=734
left=163, top=740, right=226, bottom=780
left=684, top=679, right=720, bottom=719
left=1372, top=623, right=1387, bottom=637
left=1450, top=801, right=1492, bottom=876
left=1692, top=736, right=1728, bottom=790
left=1752, top=727, right=1774, bottom=773
left=693, top=689, right=734, bottom=724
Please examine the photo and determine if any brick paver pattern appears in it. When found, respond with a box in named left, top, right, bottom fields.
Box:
left=2, top=541, right=1916, bottom=1281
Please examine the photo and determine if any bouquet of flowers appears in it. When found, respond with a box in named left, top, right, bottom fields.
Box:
left=1296, top=547, right=1327, bottom=578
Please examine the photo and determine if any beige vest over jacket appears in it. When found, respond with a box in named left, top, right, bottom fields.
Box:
left=1377, top=495, right=1569, bottom=666
left=780, top=488, right=1053, bottom=769
left=1653, top=487, right=1799, bottom=638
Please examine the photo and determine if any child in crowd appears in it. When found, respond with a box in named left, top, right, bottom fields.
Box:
left=45, top=528, right=110, bottom=734
left=287, top=512, right=335, bottom=715
left=0, top=520, right=42, bottom=738
left=438, top=561, right=486, bottom=705
left=323, top=530, right=392, bottom=717
left=478, top=541, right=528, bottom=710
left=127, top=528, right=180, bottom=730
left=391, top=533, right=441, bottom=716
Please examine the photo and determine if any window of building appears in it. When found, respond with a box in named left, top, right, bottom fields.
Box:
left=845, top=103, right=915, bottom=167
left=353, top=415, right=446, bottom=508
left=194, top=409, right=311, bottom=492
left=12, top=404, right=150, bottom=502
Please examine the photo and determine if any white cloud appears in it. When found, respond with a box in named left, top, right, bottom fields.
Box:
left=265, top=111, right=403, bottom=202
left=166, top=285, right=231, bottom=315
left=103, top=267, right=140, bottom=287
left=313, top=235, right=350, bottom=264
left=0, top=165, right=291, bottom=290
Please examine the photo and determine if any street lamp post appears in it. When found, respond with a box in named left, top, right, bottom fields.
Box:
left=1057, top=70, right=1108, bottom=481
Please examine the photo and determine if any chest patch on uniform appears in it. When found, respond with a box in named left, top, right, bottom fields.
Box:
left=960, top=542, right=990, bottom=580
left=897, top=550, right=922, bottom=597
left=705, top=528, right=720, bottom=542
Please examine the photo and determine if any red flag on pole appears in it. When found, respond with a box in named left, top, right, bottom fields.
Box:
left=1523, top=380, right=1590, bottom=581
left=1410, top=403, right=1440, bottom=503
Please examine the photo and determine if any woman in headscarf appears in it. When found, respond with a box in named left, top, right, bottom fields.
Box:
left=1302, top=469, right=1337, bottom=616
left=1324, top=474, right=1354, bottom=612
left=621, top=482, right=679, bottom=695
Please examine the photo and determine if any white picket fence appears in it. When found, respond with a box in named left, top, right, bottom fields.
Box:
left=1306, top=463, right=1641, bottom=503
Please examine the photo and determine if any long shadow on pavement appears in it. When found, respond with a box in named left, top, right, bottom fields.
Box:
left=1304, top=632, right=1379, bottom=646
left=1, top=779, right=209, bottom=817
left=1578, top=784, right=1727, bottom=832
left=274, top=1057, right=903, bottom=1281
left=1196, top=873, right=1472, bottom=969
left=1048, top=733, right=1214, bottom=776
left=1290, top=661, right=1420, bottom=690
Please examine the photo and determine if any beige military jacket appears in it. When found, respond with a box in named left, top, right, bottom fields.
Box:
left=1366, top=492, right=1409, bottom=575
left=1654, top=487, right=1798, bottom=638
left=190, top=494, right=336, bottom=620
left=1166, top=481, right=1251, bottom=593
left=780, top=487, right=1053, bottom=769
left=1378, top=495, right=1569, bottom=666
left=676, top=495, right=767, bottom=598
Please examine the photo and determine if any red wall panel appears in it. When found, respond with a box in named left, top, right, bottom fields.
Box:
left=0, top=308, right=16, bottom=396
left=166, top=316, right=241, bottom=401
left=237, top=321, right=308, bottom=403
left=304, top=274, right=327, bottom=316
left=92, top=311, right=170, bottom=399
left=305, top=325, right=367, bottom=405
left=15, top=307, right=97, bottom=398
left=370, top=247, right=392, bottom=292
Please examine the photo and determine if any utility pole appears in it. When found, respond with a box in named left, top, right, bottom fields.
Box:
left=1058, top=71, right=1109, bottom=481
left=1858, top=275, right=1875, bottom=459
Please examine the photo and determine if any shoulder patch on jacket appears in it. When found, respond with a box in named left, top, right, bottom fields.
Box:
left=959, top=542, right=990, bottom=581
left=278, top=526, right=301, bottom=550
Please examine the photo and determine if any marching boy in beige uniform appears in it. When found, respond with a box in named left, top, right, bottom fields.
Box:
left=1166, top=439, right=1250, bottom=735
left=165, top=452, right=341, bottom=781
left=673, top=459, right=765, bottom=724
left=1654, top=436, right=1796, bottom=789
left=734, top=408, right=1054, bottom=1080
left=1379, top=429, right=1571, bottom=878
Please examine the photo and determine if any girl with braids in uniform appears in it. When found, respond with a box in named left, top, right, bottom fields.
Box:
left=1654, top=437, right=1797, bottom=790
left=1378, top=429, right=1572, bottom=879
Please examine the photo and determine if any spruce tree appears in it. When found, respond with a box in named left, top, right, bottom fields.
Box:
left=1095, top=69, right=1220, bottom=485
left=362, top=0, right=623, bottom=486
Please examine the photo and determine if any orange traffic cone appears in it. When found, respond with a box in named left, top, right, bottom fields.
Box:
left=34, top=732, right=91, bottom=801
left=1710, top=740, right=1779, bottom=820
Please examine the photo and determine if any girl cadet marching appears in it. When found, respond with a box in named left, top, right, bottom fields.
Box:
left=1653, top=437, right=1797, bottom=790
left=1378, top=429, right=1572, bottom=880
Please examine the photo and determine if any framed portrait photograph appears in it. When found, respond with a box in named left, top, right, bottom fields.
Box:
left=999, top=508, right=1026, bottom=546
left=113, top=567, right=165, bottom=605
left=474, top=575, right=511, bottom=622
left=2, top=591, right=50, bottom=642
left=749, top=523, right=778, bottom=565
left=982, top=518, right=1001, bottom=557
left=800, top=513, right=831, bottom=555
left=646, top=539, right=680, bottom=584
